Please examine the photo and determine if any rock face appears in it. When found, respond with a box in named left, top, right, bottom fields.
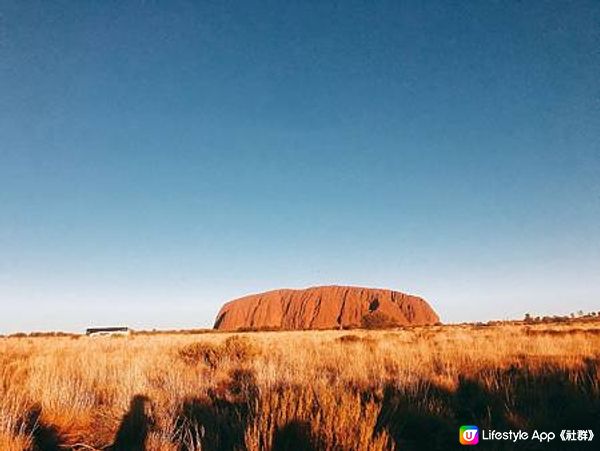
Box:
left=213, top=285, right=439, bottom=331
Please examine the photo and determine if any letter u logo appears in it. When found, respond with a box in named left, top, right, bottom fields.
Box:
left=463, top=430, right=476, bottom=441
left=459, top=426, right=479, bottom=445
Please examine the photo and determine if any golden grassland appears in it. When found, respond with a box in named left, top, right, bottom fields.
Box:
left=1, top=321, right=599, bottom=450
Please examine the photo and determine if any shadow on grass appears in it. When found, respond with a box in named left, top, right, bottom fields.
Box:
left=109, top=395, right=153, bottom=451
left=24, top=405, right=62, bottom=451
left=375, top=359, right=600, bottom=450
left=21, top=359, right=599, bottom=451
left=174, top=370, right=326, bottom=451
left=272, top=420, right=322, bottom=451
left=174, top=368, right=258, bottom=451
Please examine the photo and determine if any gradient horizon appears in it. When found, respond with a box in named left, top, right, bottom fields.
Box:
left=1, top=1, right=599, bottom=333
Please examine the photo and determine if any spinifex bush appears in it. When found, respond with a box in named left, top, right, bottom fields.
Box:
left=178, top=342, right=224, bottom=368
left=178, top=336, right=258, bottom=369
left=0, top=321, right=599, bottom=450
left=223, top=336, right=259, bottom=362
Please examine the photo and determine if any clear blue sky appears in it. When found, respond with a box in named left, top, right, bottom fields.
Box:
left=1, top=1, right=599, bottom=333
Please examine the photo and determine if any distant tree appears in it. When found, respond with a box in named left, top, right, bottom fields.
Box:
left=524, top=313, right=533, bottom=323
left=9, top=332, right=27, bottom=338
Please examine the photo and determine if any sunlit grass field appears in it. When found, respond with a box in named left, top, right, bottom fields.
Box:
left=1, top=321, right=599, bottom=450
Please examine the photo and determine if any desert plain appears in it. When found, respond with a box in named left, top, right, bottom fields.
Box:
left=1, top=318, right=599, bottom=450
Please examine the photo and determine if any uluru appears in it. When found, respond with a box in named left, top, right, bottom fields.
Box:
left=213, top=285, right=440, bottom=331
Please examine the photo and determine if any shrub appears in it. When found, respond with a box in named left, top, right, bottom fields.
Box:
left=179, top=338, right=259, bottom=369
left=337, top=334, right=362, bottom=343
left=223, top=337, right=258, bottom=362
left=179, top=342, right=223, bottom=368
left=361, top=312, right=399, bottom=329
left=336, top=334, right=374, bottom=345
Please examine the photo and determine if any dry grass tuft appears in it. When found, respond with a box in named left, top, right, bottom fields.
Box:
left=178, top=336, right=258, bottom=370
